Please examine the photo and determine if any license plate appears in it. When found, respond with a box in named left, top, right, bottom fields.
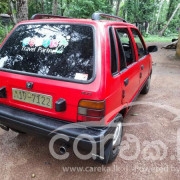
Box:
left=12, top=88, right=53, bottom=109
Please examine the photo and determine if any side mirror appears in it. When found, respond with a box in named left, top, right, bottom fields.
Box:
left=147, top=45, right=158, bottom=53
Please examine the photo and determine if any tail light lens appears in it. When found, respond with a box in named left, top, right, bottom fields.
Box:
left=78, top=100, right=105, bottom=122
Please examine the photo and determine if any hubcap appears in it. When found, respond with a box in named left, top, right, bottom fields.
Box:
left=113, top=122, right=122, bottom=146
left=146, top=77, right=150, bottom=90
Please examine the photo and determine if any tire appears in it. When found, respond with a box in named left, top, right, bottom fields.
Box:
left=96, top=114, right=123, bottom=164
left=141, top=76, right=151, bottom=94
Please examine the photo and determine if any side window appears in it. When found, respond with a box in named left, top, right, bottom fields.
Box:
left=131, top=28, right=146, bottom=59
left=116, top=29, right=134, bottom=68
left=115, top=30, right=126, bottom=71
left=109, top=28, right=118, bottom=75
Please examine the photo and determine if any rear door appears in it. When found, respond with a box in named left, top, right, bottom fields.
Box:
left=113, top=27, right=140, bottom=104
left=130, top=28, right=149, bottom=86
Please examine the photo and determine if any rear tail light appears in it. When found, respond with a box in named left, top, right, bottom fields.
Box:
left=78, top=100, right=105, bottom=122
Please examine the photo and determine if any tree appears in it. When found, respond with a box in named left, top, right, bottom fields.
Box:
left=166, top=0, right=178, bottom=20
left=41, top=0, right=45, bottom=13
left=0, top=0, right=9, bottom=14
left=176, top=30, right=180, bottom=58
left=8, top=0, right=17, bottom=24
left=16, top=0, right=28, bottom=23
left=124, top=0, right=156, bottom=23
left=160, top=3, right=180, bottom=36
left=155, top=0, right=164, bottom=25
left=52, top=0, right=58, bottom=15
left=68, top=0, right=112, bottom=18
left=165, top=0, right=180, bottom=33
left=115, top=0, right=121, bottom=16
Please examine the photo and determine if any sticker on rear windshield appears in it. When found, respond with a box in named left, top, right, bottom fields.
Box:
left=21, top=36, right=70, bottom=54
left=42, top=39, right=51, bottom=48
left=74, top=73, right=88, bottom=81
left=22, top=37, right=31, bottom=46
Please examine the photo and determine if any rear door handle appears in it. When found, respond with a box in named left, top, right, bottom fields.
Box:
left=141, top=65, right=144, bottom=70
left=124, top=78, right=129, bottom=87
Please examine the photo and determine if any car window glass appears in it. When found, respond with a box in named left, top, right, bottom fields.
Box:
left=0, top=24, right=94, bottom=82
left=131, top=28, right=146, bottom=59
left=116, top=29, right=134, bottom=67
left=115, top=30, right=126, bottom=71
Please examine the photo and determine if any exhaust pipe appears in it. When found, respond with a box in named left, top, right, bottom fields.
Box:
left=59, top=144, right=68, bottom=155
left=0, top=124, right=9, bottom=131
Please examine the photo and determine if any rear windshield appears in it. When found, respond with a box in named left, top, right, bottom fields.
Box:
left=0, top=24, right=94, bottom=82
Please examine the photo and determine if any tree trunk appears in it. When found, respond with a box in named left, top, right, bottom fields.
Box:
left=8, top=0, right=17, bottom=24
left=16, top=0, right=28, bottom=23
left=160, top=3, right=180, bottom=36
left=41, top=0, right=45, bottom=13
left=166, top=0, right=174, bottom=20
left=115, top=0, right=121, bottom=16
left=67, top=0, right=70, bottom=9
left=156, top=0, right=164, bottom=25
left=60, top=0, right=64, bottom=16
left=110, top=0, right=113, bottom=6
left=52, top=0, right=58, bottom=15
left=145, top=22, right=149, bottom=34
left=152, top=0, right=156, bottom=23
left=176, top=30, right=180, bottom=59
left=36, top=0, right=38, bottom=12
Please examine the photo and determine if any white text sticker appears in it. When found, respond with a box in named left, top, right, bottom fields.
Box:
left=74, top=73, right=88, bottom=81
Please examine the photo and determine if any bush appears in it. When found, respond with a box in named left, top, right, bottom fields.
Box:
left=0, top=24, right=5, bottom=44
left=142, top=30, right=149, bottom=37
left=163, top=28, right=172, bottom=37
left=0, top=23, right=13, bottom=44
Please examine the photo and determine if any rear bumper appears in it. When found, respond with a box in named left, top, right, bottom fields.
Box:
left=0, top=104, right=116, bottom=152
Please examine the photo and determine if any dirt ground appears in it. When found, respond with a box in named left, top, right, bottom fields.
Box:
left=0, top=42, right=180, bottom=180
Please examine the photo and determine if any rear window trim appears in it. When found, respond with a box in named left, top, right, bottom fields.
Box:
left=108, top=26, right=119, bottom=76
left=0, top=22, right=97, bottom=84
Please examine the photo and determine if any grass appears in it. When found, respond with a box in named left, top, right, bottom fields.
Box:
left=143, top=35, right=178, bottom=43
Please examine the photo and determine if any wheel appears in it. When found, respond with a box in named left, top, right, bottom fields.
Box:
left=96, top=115, right=123, bottom=164
left=141, top=76, right=151, bottom=94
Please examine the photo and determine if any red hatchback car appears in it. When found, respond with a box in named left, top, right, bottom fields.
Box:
left=0, top=13, right=157, bottom=164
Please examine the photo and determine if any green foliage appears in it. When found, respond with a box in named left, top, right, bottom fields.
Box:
left=28, top=0, right=52, bottom=19
left=168, top=11, right=180, bottom=33
left=0, top=24, right=5, bottom=44
left=28, top=0, right=112, bottom=19
left=158, top=0, right=169, bottom=24
left=163, top=28, right=171, bottom=37
left=66, top=0, right=112, bottom=18
left=166, top=0, right=178, bottom=20
left=165, top=0, right=180, bottom=33
left=0, top=23, right=13, bottom=44
left=0, top=0, right=9, bottom=14
left=124, top=0, right=157, bottom=23
left=142, top=31, right=149, bottom=37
